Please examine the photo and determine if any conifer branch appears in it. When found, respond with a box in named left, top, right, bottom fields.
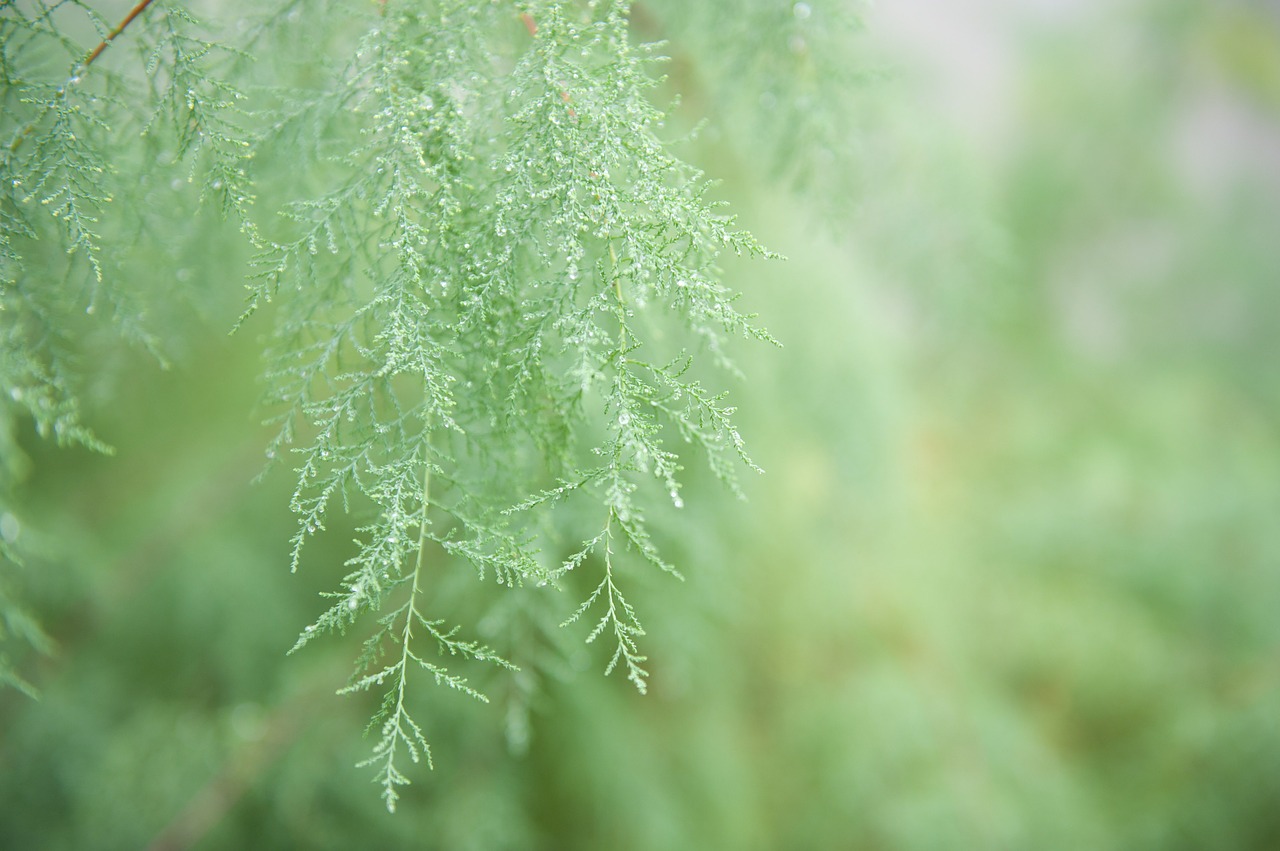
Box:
left=7, top=0, right=158, bottom=155
left=370, top=456, right=437, bottom=811
left=1, top=0, right=779, bottom=795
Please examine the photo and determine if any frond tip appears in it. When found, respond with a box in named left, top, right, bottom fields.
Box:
left=336, top=583, right=518, bottom=811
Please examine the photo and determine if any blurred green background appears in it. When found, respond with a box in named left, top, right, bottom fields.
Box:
left=3, top=0, right=1280, bottom=848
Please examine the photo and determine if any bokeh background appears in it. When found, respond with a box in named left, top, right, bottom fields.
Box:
left=3, top=0, right=1280, bottom=848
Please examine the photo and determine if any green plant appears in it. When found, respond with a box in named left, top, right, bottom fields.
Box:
left=0, top=0, right=814, bottom=810
left=5, top=2, right=1280, bottom=848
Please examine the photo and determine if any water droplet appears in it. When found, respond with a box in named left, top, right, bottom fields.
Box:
left=618, top=412, right=631, bottom=427
left=793, top=2, right=812, bottom=20
left=672, top=496, right=684, bottom=509
left=305, top=625, right=315, bottom=633
left=347, top=598, right=358, bottom=610
left=85, top=304, right=96, bottom=315
left=423, top=95, right=435, bottom=111
left=676, top=279, right=687, bottom=288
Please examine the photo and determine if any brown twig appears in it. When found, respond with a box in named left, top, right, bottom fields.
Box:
left=7, top=0, right=158, bottom=154
left=83, top=0, right=158, bottom=68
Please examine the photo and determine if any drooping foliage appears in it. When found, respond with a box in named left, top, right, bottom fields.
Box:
left=2, top=0, right=779, bottom=809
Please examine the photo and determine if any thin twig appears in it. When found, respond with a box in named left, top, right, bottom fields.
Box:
left=84, top=0, right=159, bottom=67
left=7, top=0, right=158, bottom=153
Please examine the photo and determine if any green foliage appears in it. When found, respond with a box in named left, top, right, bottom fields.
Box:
left=4, top=0, right=1279, bottom=846
left=241, top=0, right=778, bottom=807
left=1, top=0, right=249, bottom=703
left=2, top=0, right=776, bottom=809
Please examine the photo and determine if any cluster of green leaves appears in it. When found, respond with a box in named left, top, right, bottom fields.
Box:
left=1, top=0, right=251, bottom=698
left=2, top=0, right=775, bottom=810
left=245, top=0, right=774, bottom=808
